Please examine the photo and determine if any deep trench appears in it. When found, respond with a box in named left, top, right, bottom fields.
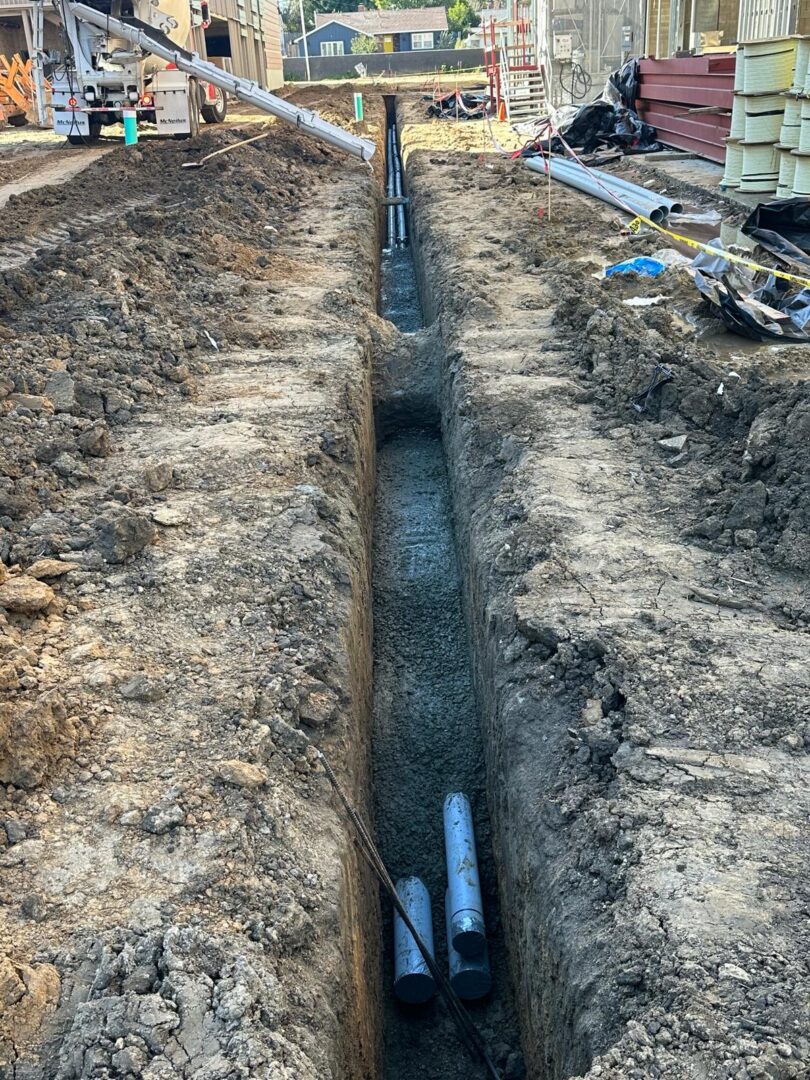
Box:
left=370, top=102, right=523, bottom=1080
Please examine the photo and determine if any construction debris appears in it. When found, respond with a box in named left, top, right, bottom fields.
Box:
left=426, top=89, right=488, bottom=121
left=690, top=245, right=810, bottom=342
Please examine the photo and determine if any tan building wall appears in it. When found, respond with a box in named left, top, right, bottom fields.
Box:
left=646, top=0, right=810, bottom=53
left=646, top=0, right=740, bottom=53
left=205, top=0, right=283, bottom=88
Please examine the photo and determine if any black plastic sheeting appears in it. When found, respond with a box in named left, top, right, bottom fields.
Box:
left=604, top=57, right=640, bottom=110
left=426, top=90, right=488, bottom=121
left=690, top=244, right=810, bottom=343
left=741, top=198, right=810, bottom=274
left=524, top=59, right=660, bottom=156
left=523, top=100, right=659, bottom=155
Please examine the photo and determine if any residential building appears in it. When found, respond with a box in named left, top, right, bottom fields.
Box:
left=296, top=5, right=448, bottom=57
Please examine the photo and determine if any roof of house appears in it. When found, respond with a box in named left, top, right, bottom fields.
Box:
left=312, top=6, right=448, bottom=35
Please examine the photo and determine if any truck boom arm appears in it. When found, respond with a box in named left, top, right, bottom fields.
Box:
left=67, top=1, right=376, bottom=160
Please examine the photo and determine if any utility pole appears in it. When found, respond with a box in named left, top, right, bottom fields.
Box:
left=298, top=0, right=311, bottom=81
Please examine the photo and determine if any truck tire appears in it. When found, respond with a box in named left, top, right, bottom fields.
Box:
left=7, top=113, right=28, bottom=127
left=201, top=85, right=227, bottom=124
left=67, top=119, right=102, bottom=146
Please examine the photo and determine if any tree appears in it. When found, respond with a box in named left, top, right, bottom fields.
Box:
left=447, top=0, right=479, bottom=37
left=351, top=33, right=379, bottom=53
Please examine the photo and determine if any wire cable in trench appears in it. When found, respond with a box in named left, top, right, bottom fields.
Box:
left=317, top=750, right=503, bottom=1080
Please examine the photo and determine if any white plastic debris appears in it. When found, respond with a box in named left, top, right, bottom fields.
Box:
left=623, top=295, right=669, bottom=307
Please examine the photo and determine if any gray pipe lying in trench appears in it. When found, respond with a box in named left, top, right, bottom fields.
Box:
left=543, top=156, right=673, bottom=221
left=386, top=129, right=396, bottom=249
left=525, top=155, right=668, bottom=224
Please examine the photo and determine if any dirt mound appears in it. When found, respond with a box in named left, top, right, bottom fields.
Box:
left=554, top=275, right=810, bottom=577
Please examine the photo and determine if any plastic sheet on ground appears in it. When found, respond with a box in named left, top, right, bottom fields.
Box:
left=426, top=90, right=488, bottom=121
left=605, top=256, right=667, bottom=278
left=689, top=241, right=810, bottom=343
left=741, top=198, right=810, bottom=275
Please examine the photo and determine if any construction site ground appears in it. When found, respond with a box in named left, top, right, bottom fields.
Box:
left=0, top=84, right=808, bottom=1080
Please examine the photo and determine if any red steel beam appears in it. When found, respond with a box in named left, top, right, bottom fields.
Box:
left=637, top=101, right=730, bottom=162
left=639, top=55, right=736, bottom=75
left=637, top=78, right=734, bottom=109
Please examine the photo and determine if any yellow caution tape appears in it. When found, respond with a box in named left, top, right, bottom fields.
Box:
left=627, top=213, right=810, bottom=290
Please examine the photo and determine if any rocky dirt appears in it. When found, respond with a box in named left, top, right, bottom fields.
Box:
left=0, top=89, right=385, bottom=1079
left=403, top=112, right=809, bottom=1080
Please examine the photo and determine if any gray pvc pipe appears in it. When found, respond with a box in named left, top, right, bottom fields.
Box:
left=547, top=156, right=681, bottom=216
left=546, top=158, right=669, bottom=219
left=393, top=876, right=435, bottom=1004
left=559, top=160, right=684, bottom=214
left=549, top=158, right=669, bottom=214
left=443, top=792, right=486, bottom=958
left=525, top=156, right=666, bottom=224
left=386, top=129, right=396, bottom=249
left=445, top=890, right=492, bottom=1000
left=391, top=122, right=407, bottom=246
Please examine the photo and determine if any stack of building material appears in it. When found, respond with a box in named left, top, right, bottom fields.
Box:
left=790, top=41, right=810, bottom=196
left=636, top=54, right=736, bottom=163
left=720, top=45, right=745, bottom=186
left=737, top=37, right=797, bottom=193
left=722, top=36, right=810, bottom=196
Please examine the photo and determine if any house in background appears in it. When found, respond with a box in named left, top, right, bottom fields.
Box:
left=296, top=5, right=448, bottom=56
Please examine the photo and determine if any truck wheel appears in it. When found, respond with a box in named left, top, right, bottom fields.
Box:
left=201, top=86, right=227, bottom=124
left=7, top=113, right=28, bottom=127
left=67, top=119, right=102, bottom=146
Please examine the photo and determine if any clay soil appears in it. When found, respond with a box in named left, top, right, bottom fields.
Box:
left=0, top=80, right=808, bottom=1080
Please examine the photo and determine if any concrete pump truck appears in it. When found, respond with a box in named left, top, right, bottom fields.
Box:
left=50, top=0, right=229, bottom=142
left=46, top=0, right=376, bottom=159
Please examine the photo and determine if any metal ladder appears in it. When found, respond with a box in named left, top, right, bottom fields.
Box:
left=504, top=65, right=548, bottom=121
